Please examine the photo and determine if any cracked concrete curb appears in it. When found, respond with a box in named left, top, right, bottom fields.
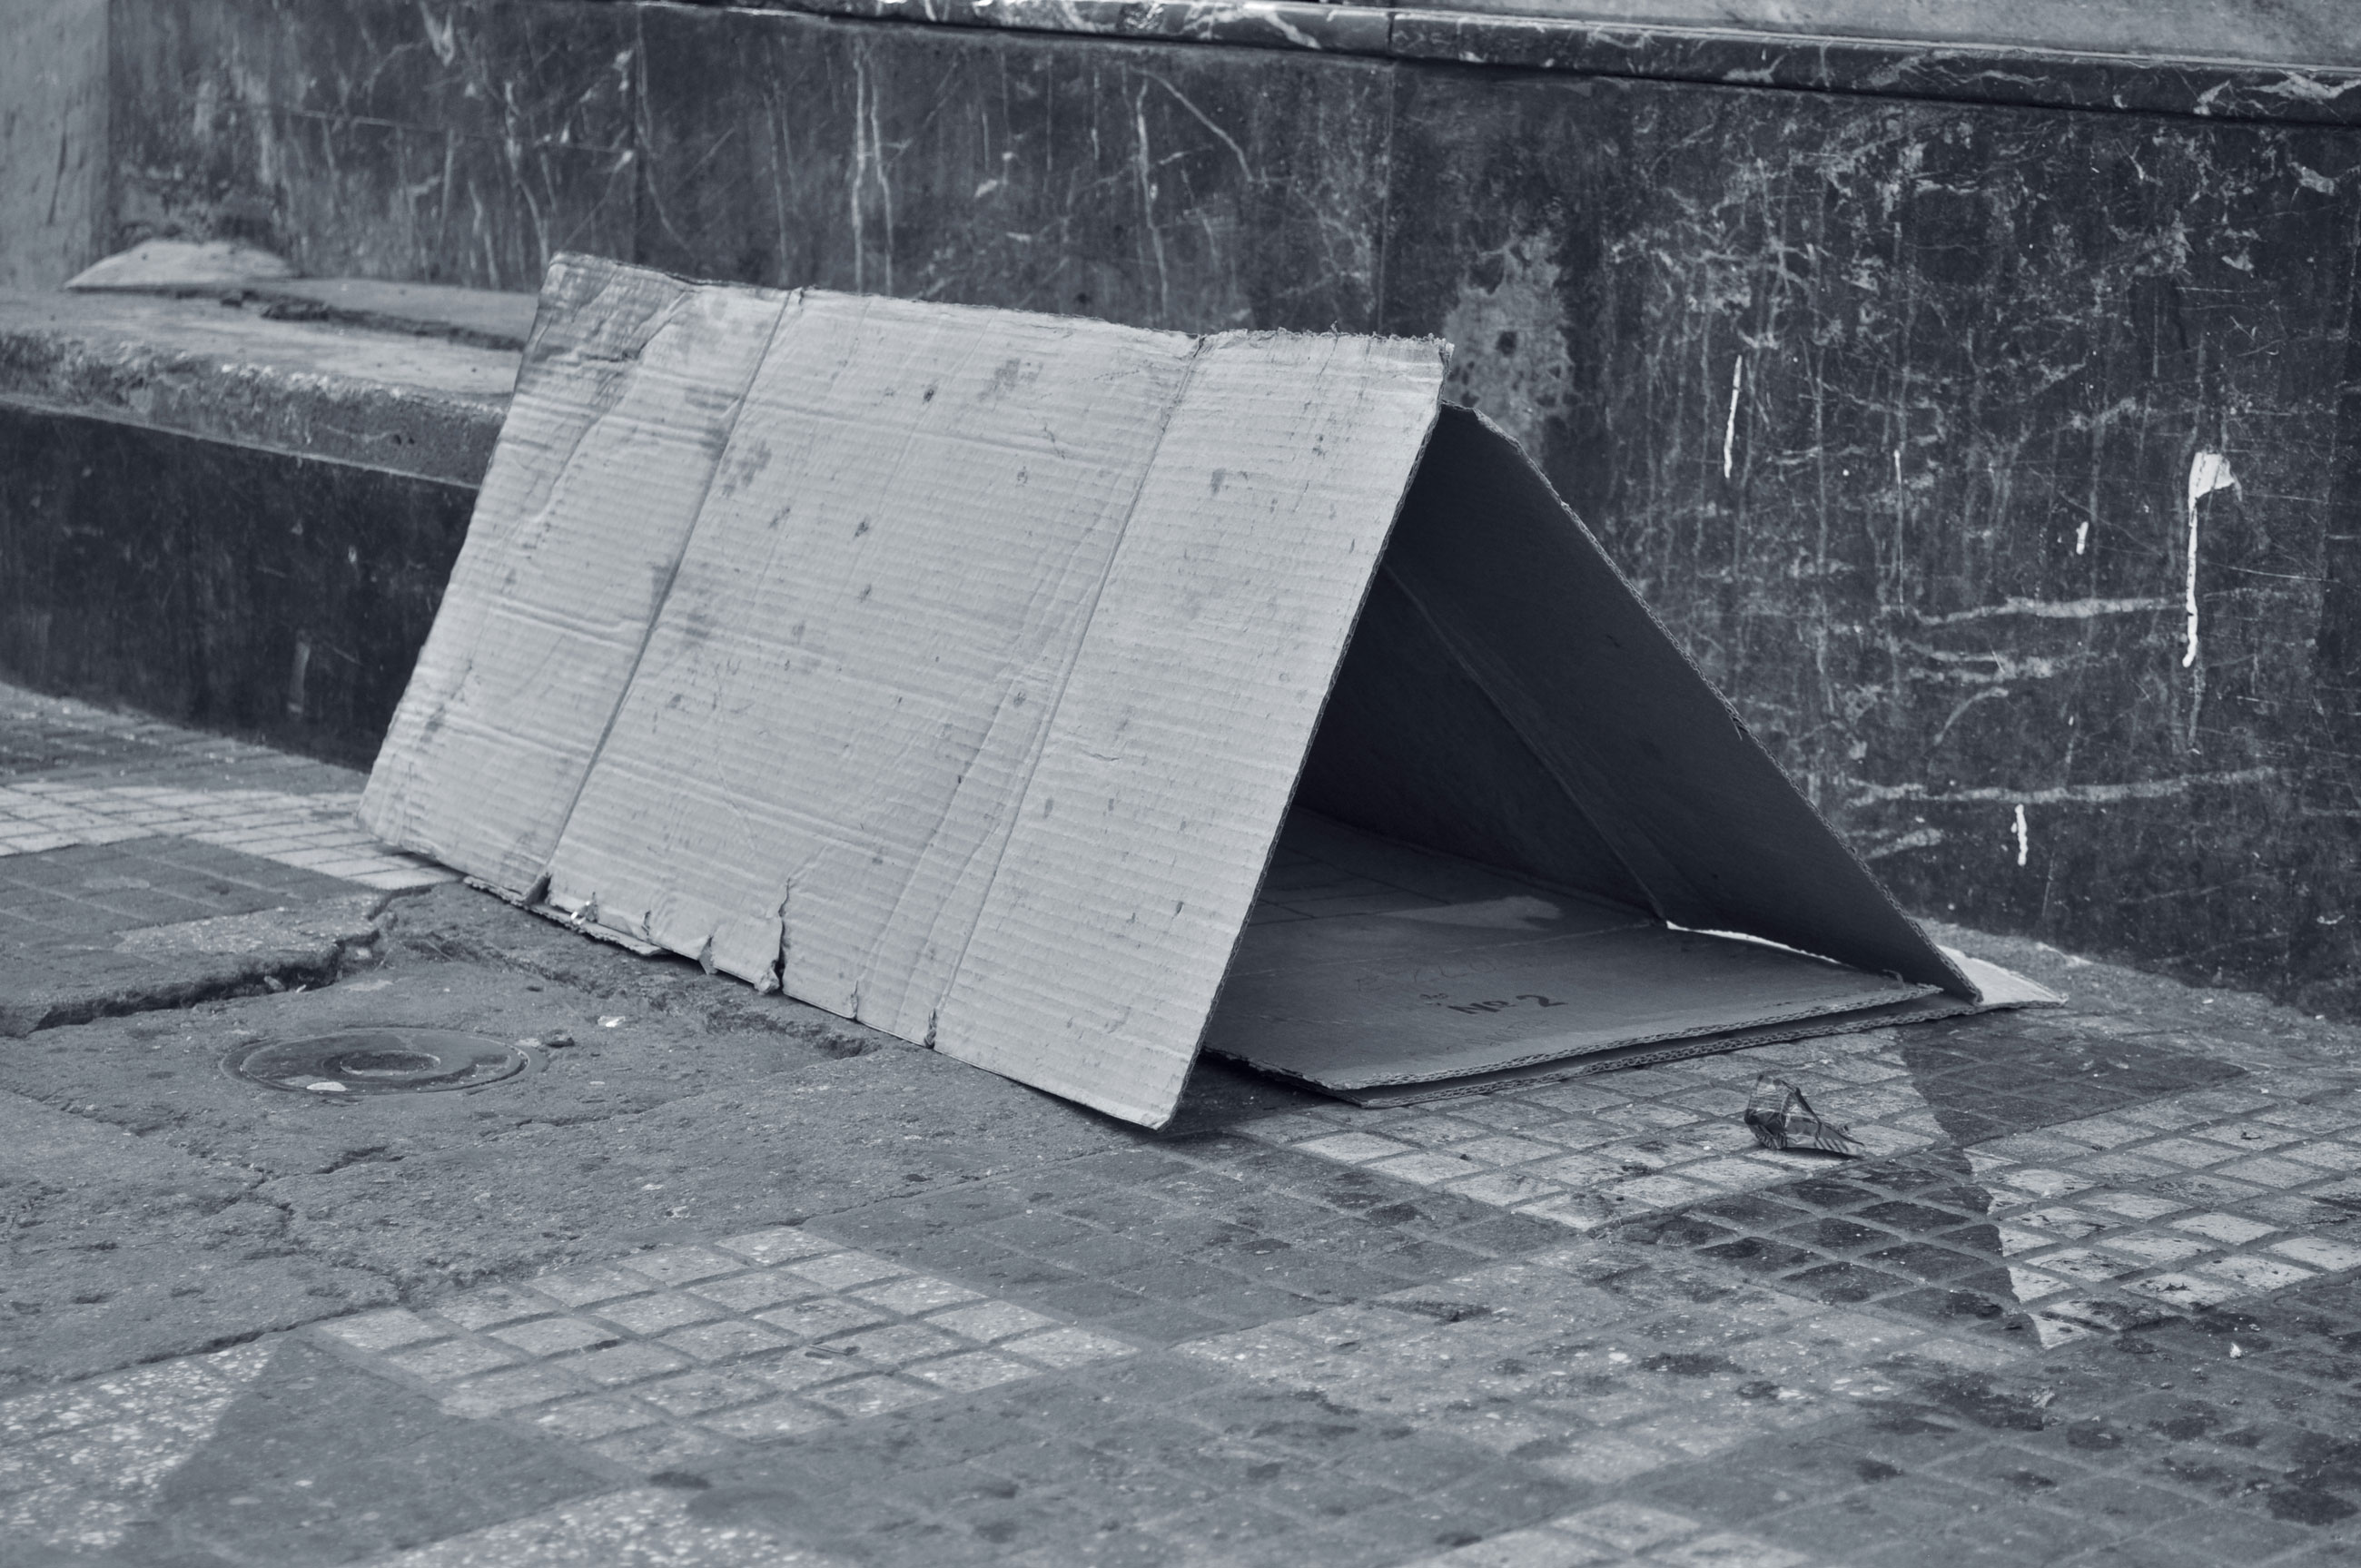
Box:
left=0, top=894, right=384, bottom=1038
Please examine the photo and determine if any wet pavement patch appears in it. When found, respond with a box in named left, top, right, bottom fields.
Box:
left=1896, top=1014, right=2245, bottom=1144
left=227, top=1026, right=529, bottom=1095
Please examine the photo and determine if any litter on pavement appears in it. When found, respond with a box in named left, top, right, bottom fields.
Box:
left=1743, top=1074, right=1869, bottom=1157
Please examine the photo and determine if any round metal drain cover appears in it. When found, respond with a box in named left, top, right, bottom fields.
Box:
left=228, top=1028, right=529, bottom=1095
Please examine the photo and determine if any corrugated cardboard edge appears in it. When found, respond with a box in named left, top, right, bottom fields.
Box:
left=459, top=876, right=666, bottom=958
left=1277, top=993, right=1976, bottom=1107
left=1940, top=947, right=2064, bottom=1008
left=1271, top=981, right=1951, bottom=1092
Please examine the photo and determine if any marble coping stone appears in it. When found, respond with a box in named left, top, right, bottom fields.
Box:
left=665, top=0, right=2361, bottom=127
left=0, top=288, right=519, bottom=488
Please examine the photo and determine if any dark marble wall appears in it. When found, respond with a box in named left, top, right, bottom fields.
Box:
left=110, top=0, right=637, bottom=288
left=1415, top=1, right=2361, bottom=69
left=103, top=0, right=2361, bottom=1011
left=633, top=6, right=1396, bottom=333
left=1382, top=74, right=2361, bottom=1014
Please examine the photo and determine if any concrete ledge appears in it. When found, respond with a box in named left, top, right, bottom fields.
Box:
left=65, top=242, right=540, bottom=352
left=700, top=0, right=2361, bottom=125
left=0, top=288, right=516, bottom=763
left=0, top=290, right=517, bottom=487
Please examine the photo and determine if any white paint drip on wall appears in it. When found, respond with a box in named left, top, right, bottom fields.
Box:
left=2074, top=520, right=2089, bottom=555
left=2013, top=804, right=2030, bottom=867
left=2187, top=451, right=2238, bottom=502
left=1914, top=596, right=2172, bottom=626
left=1722, top=355, right=1744, bottom=480
left=1849, top=765, right=2277, bottom=808
left=1862, top=825, right=1946, bottom=861
left=2185, top=452, right=2238, bottom=669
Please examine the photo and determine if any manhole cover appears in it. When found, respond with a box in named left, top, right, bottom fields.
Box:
left=227, top=1027, right=529, bottom=1095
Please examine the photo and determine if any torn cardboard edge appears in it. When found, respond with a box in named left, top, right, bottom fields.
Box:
left=460, top=876, right=664, bottom=958
left=364, top=253, right=2056, bottom=1130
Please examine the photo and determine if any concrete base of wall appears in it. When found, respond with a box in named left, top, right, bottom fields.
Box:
left=0, top=406, right=474, bottom=768
left=0, top=287, right=512, bottom=766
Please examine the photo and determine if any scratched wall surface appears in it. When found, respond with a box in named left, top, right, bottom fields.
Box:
left=1411, top=1, right=2361, bottom=68
left=633, top=5, right=1395, bottom=334
left=101, top=0, right=2361, bottom=1011
left=109, top=0, right=637, bottom=288
left=0, top=0, right=107, bottom=290
left=1382, top=71, right=2361, bottom=1013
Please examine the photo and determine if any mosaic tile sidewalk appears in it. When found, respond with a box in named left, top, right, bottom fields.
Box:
left=317, top=1227, right=1138, bottom=1472
left=1229, top=1032, right=1951, bottom=1232
left=0, top=780, right=444, bottom=892
left=14, top=1161, right=2359, bottom=1567
left=5, top=678, right=2361, bottom=1566
left=1218, top=1020, right=2361, bottom=1346
left=0, top=682, right=449, bottom=892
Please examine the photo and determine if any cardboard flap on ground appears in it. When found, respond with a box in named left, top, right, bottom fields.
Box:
left=363, top=255, right=2051, bottom=1130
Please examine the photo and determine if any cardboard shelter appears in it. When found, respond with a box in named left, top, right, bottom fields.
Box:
left=362, top=255, right=2052, bottom=1129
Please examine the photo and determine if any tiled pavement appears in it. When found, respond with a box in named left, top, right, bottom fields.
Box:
left=8, top=1056, right=2361, bottom=1566
left=0, top=838, right=362, bottom=958
left=1228, top=1034, right=1951, bottom=1233
left=1224, top=1025, right=2361, bottom=1347
left=0, top=781, right=445, bottom=893
left=318, top=1228, right=1140, bottom=1464
left=5, top=682, right=2361, bottom=1564
left=0, top=682, right=447, bottom=892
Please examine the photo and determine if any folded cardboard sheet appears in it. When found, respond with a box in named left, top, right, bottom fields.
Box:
left=364, top=254, right=2053, bottom=1129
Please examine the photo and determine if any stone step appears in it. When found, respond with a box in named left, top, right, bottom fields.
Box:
left=0, top=287, right=519, bottom=766
left=64, top=239, right=541, bottom=353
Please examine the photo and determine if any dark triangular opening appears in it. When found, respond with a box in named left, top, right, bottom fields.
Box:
left=1205, top=408, right=2018, bottom=1101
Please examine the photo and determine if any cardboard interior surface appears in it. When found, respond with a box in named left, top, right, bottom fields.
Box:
left=364, top=254, right=2055, bottom=1131
left=1327, top=993, right=1979, bottom=1108
left=1204, top=810, right=1960, bottom=1095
